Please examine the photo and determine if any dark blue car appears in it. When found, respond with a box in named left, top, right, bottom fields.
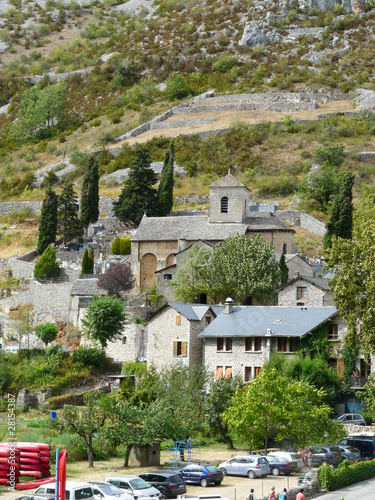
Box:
left=180, top=464, right=223, bottom=487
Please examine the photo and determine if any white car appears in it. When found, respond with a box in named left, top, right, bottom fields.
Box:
left=34, top=481, right=95, bottom=500
left=90, top=481, right=134, bottom=500
left=105, top=476, right=162, bottom=500
left=268, top=451, right=304, bottom=471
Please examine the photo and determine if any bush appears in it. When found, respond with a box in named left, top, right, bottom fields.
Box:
left=71, top=346, right=106, bottom=368
left=212, top=56, right=238, bottom=73
left=319, top=460, right=375, bottom=491
left=119, top=237, right=131, bottom=255
left=165, top=72, right=191, bottom=101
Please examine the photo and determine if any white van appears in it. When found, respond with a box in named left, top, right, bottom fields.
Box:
left=34, top=481, right=95, bottom=500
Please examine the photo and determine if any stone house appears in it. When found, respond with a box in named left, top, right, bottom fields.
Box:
left=276, top=253, right=314, bottom=280
left=131, top=172, right=295, bottom=292
left=147, top=302, right=224, bottom=372
left=278, top=275, right=334, bottom=307
left=69, top=277, right=106, bottom=327
left=198, top=299, right=342, bottom=382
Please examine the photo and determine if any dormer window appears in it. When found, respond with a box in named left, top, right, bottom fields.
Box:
left=221, top=197, right=228, bottom=213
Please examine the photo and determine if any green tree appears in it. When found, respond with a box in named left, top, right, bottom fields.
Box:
left=111, top=237, right=121, bottom=255
left=205, top=375, right=243, bottom=448
left=37, top=188, right=58, bottom=255
left=11, top=81, right=67, bottom=140
left=120, top=238, right=131, bottom=255
left=9, top=303, right=34, bottom=350
left=323, top=172, right=355, bottom=249
left=222, top=368, right=344, bottom=453
left=59, top=391, right=106, bottom=467
left=57, top=182, right=83, bottom=244
left=88, top=246, right=95, bottom=273
left=298, top=164, right=344, bottom=211
left=358, top=373, right=375, bottom=422
left=326, top=195, right=375, bottom=354
left=157, top=142, right=174, bottom=216
left=82, top=295, right=127, bottom=349
left=80, top=155, right=99, bottom=229
left=279, top=253, right=289, bottom=285
left=314, top=141, right=345, bottom=167
left=81, top=249, right=91, bottom=274
left=114, top=145, right=158, bottom=226
left=165, top=73, right=190, bottom=101
left=34, top=322, right=58, bottom=347
left=34, top=245, right=60, bottom=280
left=203, top=235, right=281, bottom=304
left=172, top=243, right=211, bottom=302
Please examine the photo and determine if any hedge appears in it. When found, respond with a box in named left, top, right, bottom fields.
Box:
left=319, top=459, right=375, bottom=491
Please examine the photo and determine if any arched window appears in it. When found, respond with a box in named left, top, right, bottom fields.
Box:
left=282, top=243, right=287, bottom=254
left=221, top=196, right=228, bottom=213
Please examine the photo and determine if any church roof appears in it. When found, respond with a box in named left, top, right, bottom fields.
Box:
left=70, top=278, right=106, bottom=296
left=243, top=214, right=295, bottom=232
left=209, top=172, right=250, bottom=190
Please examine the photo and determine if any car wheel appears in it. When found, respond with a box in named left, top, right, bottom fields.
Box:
left=158, top=490, right=166, bottom=500
left=214, top=481, right=222, bottom=486
left=220, top=468, right=227, bottom=476
left=200, top=479, right=208, bottom=487
left=247, top=470, right=256, bottom=479
left=271, top=467, right=280, bottom=476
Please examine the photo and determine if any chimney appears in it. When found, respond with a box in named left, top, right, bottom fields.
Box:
left=294, top=271, right=300, bottom=278
left=225, top=297, right=234, bottom=314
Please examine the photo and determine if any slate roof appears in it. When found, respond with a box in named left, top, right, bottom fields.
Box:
left=169, top=302, right=224, bottom=321
left=70, top=278, right=107, bottom=296
left=133, top=214, right=293, bottom=241
left=278, top=275, right=330, bottom=292
left=209, top=172, right=250, bottom=190
left=197, top=306, right=339, bottom=339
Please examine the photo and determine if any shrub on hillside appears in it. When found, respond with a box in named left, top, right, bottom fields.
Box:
left=72, top=346, right=106, bottom=368
left=34, top=245, right=60, bottom=280
left=48, top=392, right=84, bottom=409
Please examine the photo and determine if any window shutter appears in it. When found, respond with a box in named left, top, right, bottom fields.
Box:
left=176, top=315, right=181, bottom=325
left=224, top=366, right=232, bottom=379
left=181, top=341, right=187, bottom=356
left=173, top=341, right=178, bottom=356
left=215, top=366, right=223, bottom=380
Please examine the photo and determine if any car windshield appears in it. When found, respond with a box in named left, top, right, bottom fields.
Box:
left=336, top=414, right=347, bottom=421
left=205, top=465, right=219, bottom=473
left=97, top=485, right=123, bottom=495
left=129, top=478, right=150, bottom=490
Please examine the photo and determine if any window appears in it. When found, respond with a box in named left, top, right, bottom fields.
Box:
left=289, top=338, right=299, bottom=352
left=244, top=366, right=252, bottom=382
left=175, top=315, right=181, bottom=325
left=122, top=336, right=127, bottom=345
left=164, top=274, right=172, bottom=281
left=328, top=324, right=338, bottom=340
left=297, top=286, right=307, bottom=300
left=245, top=337, right=262, bottom=351
left=217, top=337, right=232, bottom=351
left=173, top=340, right=187, bottom=357
left=278, top=338, right=287, bottom=352
left=215, top=366, right=232, bottom=379
left=221, top=196, right=228, bottom=213
left=224, top=366, right=232, bottom=379
left=282, top=243, right=287, bottom=254
left=205, top=316, right=211, bottom=326
left=254, top=366, right=261, bottom=378
left=278, top=338, right=299, bottom=352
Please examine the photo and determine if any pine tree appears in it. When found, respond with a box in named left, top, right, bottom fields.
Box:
left=80, top=155, right=99, bottom=229
left=37, top=188, right=58, bottom=255
left=88, top=246, right=95, bottom=273
left=279, top=253, right=289, bottom=285
left=82, top=248, right=91, bottom=274
left=57, top=182, right=83, bottom=244
left=114, top=145, right=158, bottom=226
left=34, top=245, right=60, bottom=280
left=157, top=142, right=175, bottom=216
left=324, top=172, right=354, bottom=249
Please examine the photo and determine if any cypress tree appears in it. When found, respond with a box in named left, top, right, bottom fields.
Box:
left=82, top=248, right=90, bottom=274
left=111, top=237, right=121, bottom=255
left=279, top=253, right=289, bottom=285
left=324, top=172, right=354, bottom=249
left=80, top=155, right=99, bottom=229
left=57, top=182, right=83, bottom=244
left=114, top=145, right=158, bottom=226
left=88, top=246, right=95, bottom=273
left=37, top=188, right=58, bottom=255
left=157, top=142, right=175, bottom=216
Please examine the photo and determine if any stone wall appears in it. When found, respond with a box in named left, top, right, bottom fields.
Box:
left=0, top=201, right=42, bottom=216
left=276, top=209, right=326, bottom=236
left=7, top=257, right=35, bottom=279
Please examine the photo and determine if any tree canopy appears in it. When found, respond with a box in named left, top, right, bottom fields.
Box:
left=57, top=182, right=83, bottom=244
left=34, top=322, right=58, bottom=346
left=114, top=145, right=158, bottom=226
left=34, top=245, right=60, bottom=280
left=157, top=142, right=174, bottom=216
left=326, top=195, right=375, bottom=354
left=97, top=262, right=135, bottom=297
left=82, top=295, right=127, bottom=349
left=172, top=243, right=211, bottom=302
left=80, top=155, right=99, bottom=228
left=37, top=188, right=58, bottom=255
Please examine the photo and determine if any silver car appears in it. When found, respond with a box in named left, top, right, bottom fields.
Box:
left=335, top=445, right=361, bottom=463
left=268, top=451, right=304, bottom=471
left=218, top=455, right=269, bottom=479
left=334, top=413, right=366, bottom=426
left=105, top=476, right=162, bottom=500
left=89, top=481, right=133, bottom=500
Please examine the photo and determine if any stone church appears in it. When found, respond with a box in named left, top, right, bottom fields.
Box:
left=131, top=172, right=295, bottom=292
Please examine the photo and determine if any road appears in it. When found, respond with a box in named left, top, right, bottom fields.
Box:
left=312, top=477, right=375, bottom=499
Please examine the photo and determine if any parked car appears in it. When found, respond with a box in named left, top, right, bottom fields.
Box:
left=333, top=413, right=366, bottom=426
left=308, top=445, right=344, bottom=467
left=179, top=464, right=223, bottom=487
left=298, top=470, right=311, bottom=486
left=15, top=495, right=55, bottom=500
left=335, top=445, right=361, bottom=463
left=265, top=455, right=299, bottom=476
left=337, top=438, right=375, bottom=461
left=138, top=471, right=186, bottom=498
left=34, top=482, right=95, bottom=500
left=268, top=452, right=304, bottom=471
left=89, top=481, right=133, bottom=500
left=105, top=476, right=162, bottom=500
left=218, top=455, right=269, bottom=479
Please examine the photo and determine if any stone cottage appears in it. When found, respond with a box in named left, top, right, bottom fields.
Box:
left=278, top=275, right=334, bottom=307
left=131, top=172, right=295, bottom=292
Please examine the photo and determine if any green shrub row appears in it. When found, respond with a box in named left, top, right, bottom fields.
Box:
left=319, top=459, right=375, bottom=491
left=111, top=236, right=131, bottom=255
